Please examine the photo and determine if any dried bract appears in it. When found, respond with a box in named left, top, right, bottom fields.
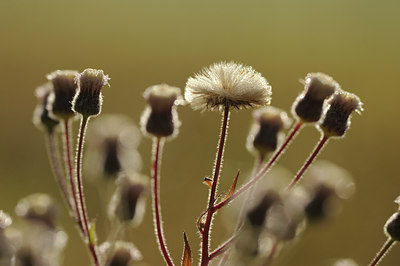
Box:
left=46, top=70, right=79, bottom=119
left=72, top=68, right=110, bottom=117
left=140, top=84, right=181, bottom=138
left=293, top=72, right=339, bottom=122
left=185, top=62, right=271, bottom=111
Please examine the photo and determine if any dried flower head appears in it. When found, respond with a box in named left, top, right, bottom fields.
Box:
left=86, top=115, right=142, bottom=179
left=140, top=84, right=181, bottom=138
left=0, top=211, right=12, bottom=232
left=185, top=61, right=271, bottom=111
left=319, top=90, right=363, bottom=138
left=72, top=68, right=110, bottom=117
left=15, top=194, right=58, bottom=229
left=33, top=83, right=60, bottom=133
left=247, top=107, right=291, bottom=158
left=246, top=190, right=280, bottom=228
left=384, top=197, right=400, bottom=241
left=46, top=70, right=79, bottom=119
left=292, top=72, right=339, bottom=122
left=303, top=161, right=355, bottom=221
left=100, top=241, right=142, bottom=266
left=108, top=172, right=149, bottom=226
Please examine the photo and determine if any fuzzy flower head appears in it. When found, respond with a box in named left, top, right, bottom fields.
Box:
left=293, top=72, right=339, bottom=122
left=185, top=62, right=271, bottom=111
left=0, top=210, right=12, bottom=231
left=319, top=90, right=363, bottom=138
left=72, top=68, right=110, bottom=117
left=140, top=84, right=182, bottom=138
left=46, top=70, right=79, bottom=119
left=33, top=82, right=60, bottom=133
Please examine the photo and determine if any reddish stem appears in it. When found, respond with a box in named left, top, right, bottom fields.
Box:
left=63, top=119, right=83, bottom=231
left=46, top=132, right=73, bottom=210
left=152, top=137, right=174, bottom=266
left=286, top=135, right=328, bottom=191
left=213, top=121, right=303, bottom=212
left=209, top=233, right=237, bottom=261
left=201, top=105, right=230, bottom=266
left=76, top=116, right=100, bottom=266
left=369, top=238, right=395, bottom=266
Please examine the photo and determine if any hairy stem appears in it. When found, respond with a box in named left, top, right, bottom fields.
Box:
left=209, top=233, right=237, bottom=261
left=45, top=131, right=73, bottom=210
left=214, top=121, right=303, bottom=211
left=201, top=104, right=230, bottom=266
left=286, top=135, right=328, bottom=191
left=152, top=137, right=174, bottom=266
left=369, top=238, right=396, bottom=266
left=75, top=116, right=100, bottom=266
left=62, top=119, right=83, bottom=231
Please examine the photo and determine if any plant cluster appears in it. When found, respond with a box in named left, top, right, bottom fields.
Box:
left=0, top=62, right=397, bottom=266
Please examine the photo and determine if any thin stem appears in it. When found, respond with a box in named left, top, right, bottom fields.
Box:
left=214, top=121, right=303, bottom=211
left=209, top=233, right=238, bottom=261
left=219, top=156, right=264, bottom=266
left=201, top=104, right=230, bottom=266
left=151, top=137, right=174, bottom=266
left=369, top=238, right=396, bottom=266
left=286, top=135, right=329, bottom=191
left=62, top=119, right=83, bottom=231
left=75, top=115, right=100, bottom=266
left=263, top=239, right=280, bottom=266
left=45, top=131, right=73, bottom=210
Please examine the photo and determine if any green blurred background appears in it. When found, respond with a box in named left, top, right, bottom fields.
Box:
left=1, top=0, right=399, bottom=265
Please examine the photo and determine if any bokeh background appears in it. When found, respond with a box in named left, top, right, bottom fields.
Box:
left=1, top=0, right=399, bottom=265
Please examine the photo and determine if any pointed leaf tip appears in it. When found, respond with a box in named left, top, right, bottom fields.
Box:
left=224, top=170, right=240, bottom=201
left=203, top=177, right=213, bottom=189
left=181, top=232, right=192, bottom=266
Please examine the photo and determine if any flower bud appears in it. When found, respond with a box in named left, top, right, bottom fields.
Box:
left=108, top=173, right=149, bottom=226
left=247, top=107, right=291, bottom=158
left=292, top=73, right=339, bottom=122
left=319, top=90, right=363, bottom=138
left=100, top=241, right=142, bottom=266
left=15, top=194, right=58, bottom=229
left=384, top=197, right=400, bottom=241
left=72, top=68, right=110, bottom=117
left=46, top=70, right=79, bottom=119
left=33, top=83, right=60, bottom=133
left=140, top=84, right=181, bottom=138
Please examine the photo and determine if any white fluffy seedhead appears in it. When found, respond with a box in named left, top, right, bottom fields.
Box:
left=185, top=61, right=271, bottom=111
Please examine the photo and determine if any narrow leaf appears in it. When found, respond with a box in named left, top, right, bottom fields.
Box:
left=203, top=177, right=213, bottom=189
left=223, top=170, right=240, bottom=201
left=88, top=219, right=97, bottom=246
left=181, top=232, right=192, bottom=266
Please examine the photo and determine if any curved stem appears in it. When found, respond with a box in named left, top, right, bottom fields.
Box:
left=369, top=238, right=395, bottom=266
left=152, top=137, right=174, bottom=266
left=214, top=121, right=303, bottom=212
left=209, top=233, right=237, bottom=261
left=62, top=119, right=83, bottom=231
left=76, top=116, right=100, bottom=266
left=201, top=105, right=230, bottom=266
left=286, top=135, right=328, bottom=191
left=45, top=131, right=73, bottom=210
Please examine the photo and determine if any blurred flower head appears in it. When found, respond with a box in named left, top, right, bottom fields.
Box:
left=100, top=240, right=142, bottom=266
left=185, top=61, right=271, bottom=111
left=33, top=83, right=60, bottom=133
